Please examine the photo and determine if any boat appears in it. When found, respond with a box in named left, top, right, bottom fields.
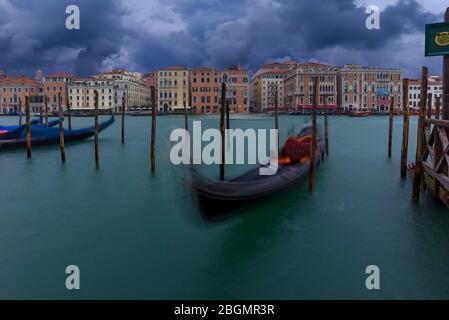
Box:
left=192, top=125, right=324, bottom=220
left=348, top=111, right=370, bottom=117
left=0, top=119, right=61, bottom=140
left=0, top=116, right=114, bottom=150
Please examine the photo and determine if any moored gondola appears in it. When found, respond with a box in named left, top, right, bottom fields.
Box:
left=0, top=116, right=114, bottom=150
left=0, top=119, right=61, bottom=140
left=192, top=125, right=324, bottom=220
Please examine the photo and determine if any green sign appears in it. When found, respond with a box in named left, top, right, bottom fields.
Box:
left=425, top=22, right=449, bottom=56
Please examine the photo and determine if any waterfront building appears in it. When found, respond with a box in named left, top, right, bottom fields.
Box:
left=94, top=69, right=151, bottom=112
left=284, top=62, right=338, bottom=111
left=251, top=61, right=296, bottom=112
left=190, top=67, right=221, bottom=114
left=143, top=71, right=158, bottom=104
left=157, top=67, right=190, bottom=112
left=408, top=75, right=442, bottom=111
left=337, top=64, right=403, bottom=112
left=222, top=65, right=249, bottom=113
left=43, top=72, right=74, bottom=112
left=68, top=78, right=115, bottom=111
left=0, top=76, right=44, bottom=114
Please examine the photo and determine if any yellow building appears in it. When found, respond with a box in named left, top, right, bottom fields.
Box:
left=157, top=67, right=190, bottom=112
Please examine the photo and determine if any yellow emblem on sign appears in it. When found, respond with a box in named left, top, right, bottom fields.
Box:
left=435, top=31, right=449, bottom=46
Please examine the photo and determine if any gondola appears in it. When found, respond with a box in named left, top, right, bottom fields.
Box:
left=192, top=125, right=324, bottom=220
left=0, top=119, right=61, bottom=140
left=0, top=116, right=114, bottom=150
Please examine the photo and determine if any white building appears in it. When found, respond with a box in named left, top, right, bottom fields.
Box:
left=94, top=69, right=152, bottom=112
left=68, top=78, right=115, bottom=111
left=408, top=75, right=442, bottom=111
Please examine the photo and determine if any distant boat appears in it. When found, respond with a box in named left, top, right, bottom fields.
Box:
left=0, top=116, right=114, bottom=150
left=348, top=111, right=370, bottom=117
left=192, top=125, right=324, bottom=220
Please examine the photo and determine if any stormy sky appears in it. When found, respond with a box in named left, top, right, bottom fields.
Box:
left=0, top=0, right=446, bottom=78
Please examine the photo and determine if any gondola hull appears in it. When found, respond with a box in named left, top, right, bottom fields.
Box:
left=193, top=126, right=324, bottom=220
left=0, top=117, right=114, bottom=150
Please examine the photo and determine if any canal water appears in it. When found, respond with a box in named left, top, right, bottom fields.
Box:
left=0, top=115, right=448, bottom=299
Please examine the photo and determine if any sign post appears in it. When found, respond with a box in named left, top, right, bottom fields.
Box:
left=425, top=8, right=449, bottom=119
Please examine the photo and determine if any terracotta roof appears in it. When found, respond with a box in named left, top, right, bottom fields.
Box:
left=45, top=72, right=73, bottom=78
left=258, top=69, right=289, bottom=76
left=0, top=76, right=41, bottom=86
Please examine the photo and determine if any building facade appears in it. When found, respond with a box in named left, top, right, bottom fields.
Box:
left=337, top=64, right=403, bottom=112
left=94, top=69, right=151, bottom=112
left=157, top=67, right=190, bottom=112
left=284, top=63, right=338, bottom=110
left=68, top=78, right=115, bottom=111
left=0, top=76, right=44, bottom=114
left=222, top=65, right=249, bottom=113
left=408, top=75, right=442, bottom=111
left=190, top=68, right=221, bottom=114
left=251, top=61, right=296, bottom=112
left=43, top=73, right=73, bottom=112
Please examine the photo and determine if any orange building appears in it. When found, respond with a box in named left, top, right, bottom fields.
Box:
left=222, top=65, right=249, bottom=113
left=0, top=76, right=43, bottom=114
left=190, top=68, right=221, bottom=114
left=43, top=72, right=73, bottom=112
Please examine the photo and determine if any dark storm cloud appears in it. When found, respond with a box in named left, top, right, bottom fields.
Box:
left=0, top=0, right=444, bottom=78
left=0, top=0, right=127, bottom=76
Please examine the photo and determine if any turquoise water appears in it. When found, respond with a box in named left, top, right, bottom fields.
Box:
left=0, top=115, right=448, bottom=299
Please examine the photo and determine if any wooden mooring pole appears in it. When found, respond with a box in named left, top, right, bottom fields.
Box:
left=184, top=101, right=188, bottom=131
left=308, top=78, right=318, bottom=192
left=25, top=95, right=32, bottom=159
left=39, top=105, right=43, bottom=124
left=220, top=82, right=226, bottom=181
left=435, top=96, right=441, bottom=120
left=427, top=93, right=433, bottom=120
left=150, top=86, right=157, bottom=174
left=274, top=87, right=279, bottom=148
left=58, top=93, right=66, bottom=162
left=94, top=90, right=99, bottom=169
left=45, top=96, right=49, bottom=127
left=388, top=96, right=395, bottom=159
left=226, top=100, right=230, bottom=130
left=324, top=96, right=329, bottom=156
left=121, top=95, right=126, bottom=144
left=401, top=79, right=410, bottom=178
left=66, top=87, right=72, bottom=131
left=412, top=67, right=428, bottom=204
left=19, top=98, right=23, bottom=126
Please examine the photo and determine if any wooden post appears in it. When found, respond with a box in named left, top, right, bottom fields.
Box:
left=19, top=98, right=23, bottom=126
left=220, top=82, right=226, bottom=180
left=39, top=103, right=43, bottom=125
left=25, top=95, right=32, bottom=158
left=150, top=86, right=157, bottom=174
left=183, top=101, right=188, bottom=131
left=412, top=67, right=428, bottom=204
left=401, top=79, right=410, bottom=178
left=324, top=96, right=329, bottom=156
left=308, top=78, right=318, bottom=192
left=427, top=93, right=433, bottom=120
left=66, top=86, right=72, bottom=130
left=121, top=95, right=126, bottom=144
left=388, top=96, right=395, bottom=158
left=226, top=100, right=230, bottom=130
left=45, top=96, right=49, bottom=127
left=443, top=8, right=449, bottom=120
left=274, top=87, right=279, bottom=148
left=94, top=90, right=99, bottom=169
left=435, top=96, right=441, bottom=120
left=58, top=93, right=66, bottom=162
